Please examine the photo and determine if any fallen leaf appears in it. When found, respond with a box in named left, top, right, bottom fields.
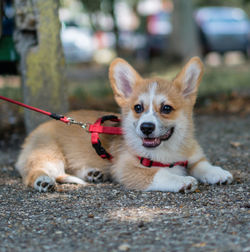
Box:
left=230, top=141, right=242, bottom=148
left=88, top=213, right=94, bottom=218
left=192, top=242, right=207, bottom=247
left=118, top=243, right=130, bottom=251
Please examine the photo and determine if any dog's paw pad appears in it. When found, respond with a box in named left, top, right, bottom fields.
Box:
left=179, top=177, right=198, bottom=193
left=85, top=170, right=104, bottom=183
left=34, top=176, right=55, bottom=192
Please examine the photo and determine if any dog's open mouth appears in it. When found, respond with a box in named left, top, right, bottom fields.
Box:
left=142, top=127, right=174, bottom=148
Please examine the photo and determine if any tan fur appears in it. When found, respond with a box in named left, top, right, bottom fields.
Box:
left=16, top=110, right=119, bottom=186
left=16, top=57, right=232, bottom=192
left=189, top=157, right=207, bottom=172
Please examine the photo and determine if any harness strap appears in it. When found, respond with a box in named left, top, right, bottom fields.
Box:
left=89, top=115, right=122, bottom=160
left=138, top=157, right=188, bottom=168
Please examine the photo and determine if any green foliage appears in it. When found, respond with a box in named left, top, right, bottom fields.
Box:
left=199, top=65, right=250, bottom=97
left=81, top=0, right=102, bottom=12
left=193, top=0, right=244, bottom=7
left=0, top=86, right=21, bottom=101
left=69, top=78, right=111, bottom=99
left=157, top=62, right=250, bottom=97
left=80, top=0, right=114, bottom=13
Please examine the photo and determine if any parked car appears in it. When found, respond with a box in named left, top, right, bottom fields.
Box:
left=118, top=11, right=172, bottom=59
left=60, top=22, right=94, bottom=63
left=147, top=11, right=172, bottom=56
left=0, top=0, right=19, bottom=74
left=194, top=7, right=250, bottom=56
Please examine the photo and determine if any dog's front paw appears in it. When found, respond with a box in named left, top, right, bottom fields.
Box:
left=177, top=176, right=198, bottom=193
left=34, top=175, right=55, bottom=192
left=146, top=169, right=198, bottom=193
left=193, top=165, right=233, bottom=185
left=85, top=169, right=105, bottom=183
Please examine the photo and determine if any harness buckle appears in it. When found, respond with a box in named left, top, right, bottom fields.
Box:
left=67, top=117, right=90, bottom=132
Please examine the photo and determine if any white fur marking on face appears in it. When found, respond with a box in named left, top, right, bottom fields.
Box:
left=136, top=83, right=159, bottom=136
left=114, top=63, right=135, bottom=98
left=138, top=82, right=159, bottom=123
left=183, top=62, right=201, bottom=96
left=149, top=82, right=157, bottom=113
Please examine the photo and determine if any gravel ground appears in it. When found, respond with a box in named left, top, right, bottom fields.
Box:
left=0, top=114, right=249, bottom=252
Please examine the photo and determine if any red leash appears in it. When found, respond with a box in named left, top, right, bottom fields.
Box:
left=0, top=94, right=123, bottom=159
left=0, top=95, right=188, bottom=169
left=0, top=95, right=70, bottom=124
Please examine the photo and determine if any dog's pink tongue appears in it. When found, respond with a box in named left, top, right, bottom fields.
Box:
left=143, top=138, right=161, bottom=147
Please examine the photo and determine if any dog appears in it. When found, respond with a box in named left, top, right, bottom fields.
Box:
left=16, top=57, right=233, bottom=192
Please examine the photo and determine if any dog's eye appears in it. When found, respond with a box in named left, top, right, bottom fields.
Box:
left=134, top=104, right=144, bottom=113
left=161, top=105, right=173, bottom=114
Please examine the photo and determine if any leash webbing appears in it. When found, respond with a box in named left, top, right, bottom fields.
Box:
left=0, top=95, right=70, bottom=124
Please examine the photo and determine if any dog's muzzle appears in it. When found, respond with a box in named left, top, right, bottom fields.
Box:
left=142, top=127, right=174, bottom=148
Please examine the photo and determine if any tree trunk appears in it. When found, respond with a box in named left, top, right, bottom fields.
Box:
left=14, top=0, right=68, bottom=133
left=110, top=0, right=120, bottom=56
left=170, top=0, right=201, bottom=61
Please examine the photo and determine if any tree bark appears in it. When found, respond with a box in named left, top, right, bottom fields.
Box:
left=170, top=0, right=201, bottom=61
left=14, top=0, right=68, bottom=133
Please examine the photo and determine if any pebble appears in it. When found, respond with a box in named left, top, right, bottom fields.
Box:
left=118, top=243, right=131, bottom=251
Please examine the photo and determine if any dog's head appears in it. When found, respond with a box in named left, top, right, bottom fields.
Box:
left=109, top=57, right=203, bottom=157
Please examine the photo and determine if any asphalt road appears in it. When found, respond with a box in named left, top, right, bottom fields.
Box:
left=0, top=114, right=249, bottom=252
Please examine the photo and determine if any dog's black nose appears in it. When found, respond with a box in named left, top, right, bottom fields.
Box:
left=140, top=122, right=155, bottom=136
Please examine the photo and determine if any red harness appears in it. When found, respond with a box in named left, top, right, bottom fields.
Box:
left=0, top=95, right=188, bottom=169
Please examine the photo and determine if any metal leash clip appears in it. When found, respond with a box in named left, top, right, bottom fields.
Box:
left=66, top=117, right=90, bottom=132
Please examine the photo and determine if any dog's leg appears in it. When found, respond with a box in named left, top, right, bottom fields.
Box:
left=113, top=161, right=198, bottom=193
left=16, top=138, right=86, bottom=192
left=23, top=160, right=86, bottom=192
left=23, top=159, right=64, bottom=192
left=189, top=159, right=233, bottom=185
left=145, top=168, right=198, bottom=193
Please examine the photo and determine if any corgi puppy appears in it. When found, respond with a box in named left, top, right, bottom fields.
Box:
left=16, top=57, right=233, bottom=192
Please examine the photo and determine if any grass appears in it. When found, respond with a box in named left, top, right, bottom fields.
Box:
left=199, top=64, right=250, bottom=97
left=1, top=61, right=249, bottom=112
left=68, top=61, right=250, bottom=110
left=155, top=62, right=250, bottom=98
left=0, top=86, right=22, bottom=101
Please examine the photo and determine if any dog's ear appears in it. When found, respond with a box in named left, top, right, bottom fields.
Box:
left=109, top=58, right=142, bottom=106
left=174, top=57, right=204, bottom=98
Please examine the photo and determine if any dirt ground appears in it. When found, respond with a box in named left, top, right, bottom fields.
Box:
left=0, top=114, right=249, bottom=252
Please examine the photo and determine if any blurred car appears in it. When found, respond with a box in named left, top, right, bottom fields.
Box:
left=147, top=11, right=172, bottom=56
left=0, top=0, right=19, bottom=74
left=194, top=7, right=250, bottom=56
left=60, top=22, right=94, bottom=63
left=118, top=11, right=172, bottom=59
